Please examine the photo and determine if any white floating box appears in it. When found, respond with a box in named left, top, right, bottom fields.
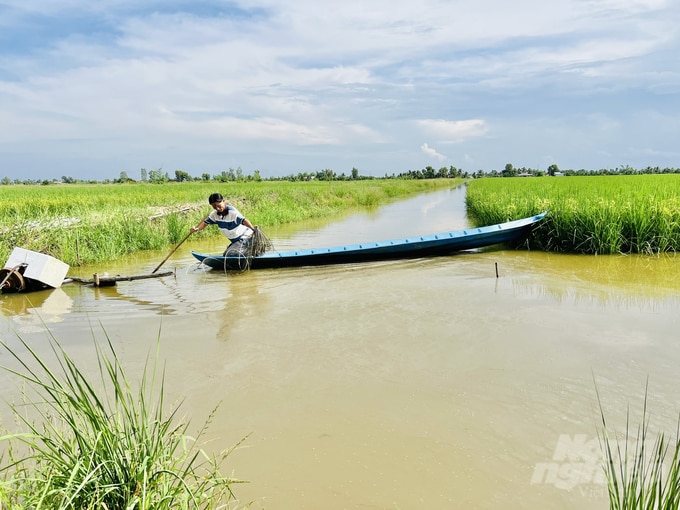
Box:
left=4, top=247, right=70, bottom=288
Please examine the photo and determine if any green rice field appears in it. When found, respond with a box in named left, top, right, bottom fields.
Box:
left=0, top=179, right=459, bottom=266
left=2, top=175, right=679, bottom=266
left=466, top=174, right=680, bottom=254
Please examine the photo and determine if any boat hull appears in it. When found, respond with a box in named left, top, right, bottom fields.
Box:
left=192, top=212, right=547, bottom=270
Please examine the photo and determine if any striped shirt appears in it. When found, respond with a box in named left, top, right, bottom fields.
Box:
left=204, top=205, right=253, bottom=241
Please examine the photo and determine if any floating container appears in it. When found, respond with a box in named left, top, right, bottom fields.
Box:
left=1, top=248, right=70, bottom=293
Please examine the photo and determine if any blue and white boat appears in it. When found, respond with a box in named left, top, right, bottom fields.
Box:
left=191, top=211, right=547, bottom=270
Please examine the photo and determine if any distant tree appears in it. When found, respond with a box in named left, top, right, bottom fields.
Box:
left=618, top=165, right=637, bottom=175
left=61, top=175, right=76, bottom=183
left=174, top=170, right=190, bottom=182
left=214, top=171, right=229, bottom=182
left=148, top=168, right=168, bottom=183
left=1, top=176, right=11, bottom=185
left=547, top=164, right=559, bottom=177
left=316, top=168, right=336, bottom=180
left=253, top=169, right=262, bottom=181
left=351, top=167, right=359, bottom=180
left=140, top=168, right=148, bottom=182
left=288, top=172, right=314, bottom=181
left=502, top=163, right=517, bottom=177
left=201, top=173, right=211, bottom=181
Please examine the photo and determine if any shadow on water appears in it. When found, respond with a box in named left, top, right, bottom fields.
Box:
left=2, top=186, right=680, bottom=509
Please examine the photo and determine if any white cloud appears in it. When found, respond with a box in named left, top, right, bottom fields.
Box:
left=417, top=120, right=489, bottom=143
left=0, top=0, right=678, bottom=179
left=421, top=143, right=446, bottom=162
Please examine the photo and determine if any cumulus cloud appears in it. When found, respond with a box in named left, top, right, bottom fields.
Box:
left=417, top=120, right=489, bottom=143
left=0, top=0, right=678, bottom=179
left=421, top=143, right=446, bottom=161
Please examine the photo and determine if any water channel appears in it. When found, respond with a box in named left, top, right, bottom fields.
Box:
left=2, top=185, right=680, bottom=509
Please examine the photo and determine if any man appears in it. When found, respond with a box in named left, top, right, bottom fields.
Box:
left=190, top=193, right=257, bottom=258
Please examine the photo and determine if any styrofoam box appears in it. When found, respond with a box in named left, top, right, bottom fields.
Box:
left=4, top=247, right=70, bottom=288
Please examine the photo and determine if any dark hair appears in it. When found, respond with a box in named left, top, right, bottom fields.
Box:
left=208, top=193, right=223, bottom=204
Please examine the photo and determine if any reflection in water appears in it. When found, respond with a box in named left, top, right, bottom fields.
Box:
left=208, top=270, right=272, bottom=343
left=1, top=288, right=73, bottom=333
left=268, top=185, right=471, bottom=250
left=1, top=186, right=680, bottom=509
left=499, top=251, right=680, bottom=308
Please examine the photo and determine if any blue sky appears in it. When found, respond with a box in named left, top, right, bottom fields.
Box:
left=1, top=0, right=678, bottom=181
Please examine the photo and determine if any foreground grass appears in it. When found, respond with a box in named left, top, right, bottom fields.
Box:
left=0, top=179, right=460, bottom=266
left=466, top=175, right=680, bottom=254
left=596, top=381, right=680, bottom=510
left=0, top=328, right=243, bottom=509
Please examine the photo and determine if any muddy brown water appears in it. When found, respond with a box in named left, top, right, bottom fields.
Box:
left=2, top=186, right=680, bottom=509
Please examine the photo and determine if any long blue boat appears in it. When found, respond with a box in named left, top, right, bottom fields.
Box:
left=191, top=211, right=547, bottom=270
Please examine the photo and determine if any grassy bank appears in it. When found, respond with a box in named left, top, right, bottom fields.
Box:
left=466, top=175, right=680, bottom=254
left=0, top=179, right=461, bottom=266
left=0, top=330, right=242, bottom=509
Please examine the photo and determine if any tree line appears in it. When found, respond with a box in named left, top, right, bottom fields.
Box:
left=3, top=163, right=680, bottom=186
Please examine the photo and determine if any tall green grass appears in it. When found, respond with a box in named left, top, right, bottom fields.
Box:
left=0, top=327, right=244, bottom=509
left=0, top=180, right=460, bottom=266
left=596, top=381, right=680, bottom=510
left=466, top=175, right=680, bottom=254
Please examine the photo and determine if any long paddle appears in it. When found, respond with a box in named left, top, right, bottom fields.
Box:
left=152, top=231, right=193, bottom=273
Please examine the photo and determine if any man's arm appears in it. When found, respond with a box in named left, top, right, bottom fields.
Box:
left=242, top=218, right=256, bottom=230
left=190, top=220, right=208, bottom=233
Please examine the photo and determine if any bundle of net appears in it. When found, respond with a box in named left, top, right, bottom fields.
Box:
left=248, top=227, right=275, bottom=258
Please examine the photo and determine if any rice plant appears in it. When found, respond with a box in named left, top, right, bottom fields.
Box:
left=595, top=381, right=680, bottom=510
left=0, top=179, right=459, bottom=265
left=0, top=326, right=245, bottom=509
left=466, top=175, right=680, bottom=254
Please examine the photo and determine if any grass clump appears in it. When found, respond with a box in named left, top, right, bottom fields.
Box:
left=0, top=327, right=244, bottom=509
left=596, top=380, right=680, bottom=510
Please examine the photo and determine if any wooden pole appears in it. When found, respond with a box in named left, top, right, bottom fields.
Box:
left=68, top=271, right=174, bottom=286
left=152, top=231, right=193, bottom=274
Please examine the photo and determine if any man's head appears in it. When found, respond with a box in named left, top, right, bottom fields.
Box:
left=208, top=193, right=227, bottom=213
left=208, top=193, right=223, bottom=205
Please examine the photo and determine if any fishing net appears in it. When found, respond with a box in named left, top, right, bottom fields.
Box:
left=217, top=227, right=275, bottom=272
left=248, top=226, right=275, bottom=258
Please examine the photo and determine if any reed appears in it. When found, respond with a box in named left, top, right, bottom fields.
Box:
left=0, top=327, right=244, bottom=509
left=466, top=175, right=680, bottom=254
left=0, top=179, right=460, bottom=265
left=596, top=382, right=680, bottom=510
